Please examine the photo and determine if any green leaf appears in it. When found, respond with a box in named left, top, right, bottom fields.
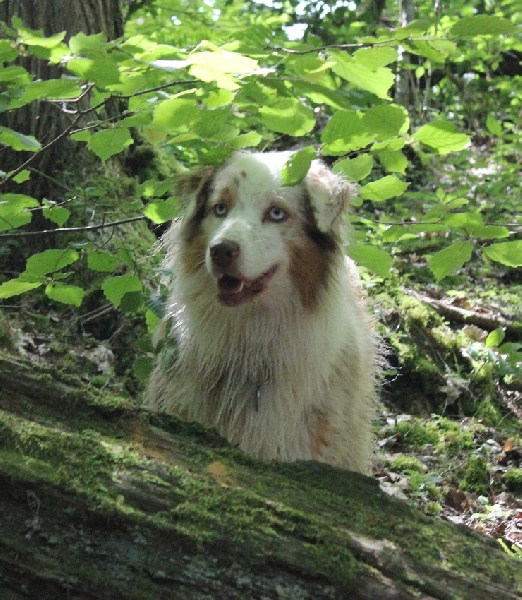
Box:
left=258, top=98, right=315, bottom=136
left=229, top=131, right=263, bottom=148
left=67, top=57, right=120, bottom=87
left=0, top=194, right=39, bottom=232
left=281, top=147, right=315, bottom=186
left=353, top=47, right=398, bottom=69
left=0, top=126, right=41, bottom=152
left=88, top=251, right=118, bottom=273
left=413, top=121, right=470, bottom=154
left=134, top=356, right=154, bottom=384
left=0, top=40, right=18, bottom=62
left=409, top=40, right=457, bottom=63
left=363, top=104, right=409, bottom=140
left=69, top=32, right=108, bottom=58
left=330, top=52, right=394, bottom=99
left=152, top=97, right=200, bottom=132
left=450, top=15, right=517, bottom=37
left=377, top=149, right=408, bottom=174
left=483, top=241, right=522, bottom=267
left=88, top=128, right=133, bottom=161
left=333, top=154, right=373, bottom=181
left=143, top=199, right=178, bottom=224
left=428, top=241, right=474, bottom=281
left=45, top=283, right=84, bottom=307
left=102, top=274, right=142, bottom=307
left=25, top=249, right=79, bottom=276
left=485, top=328, right=505, bottom=349
left=189, top=50, right=258, bottom=74
left=321, top=110, right=375, bottom=155
left=14, top=18, right=66, bottom=48
left=360, top=176, right=409, bottom=202
left=42, top=204, right=70, bottom=226
left=486, top=116, right=502, bottom=136
left=0, top=277, right=43, bottom=299
left=12, top=170, right=31, bottom=184
left=347, top=245, right=393, bottom=278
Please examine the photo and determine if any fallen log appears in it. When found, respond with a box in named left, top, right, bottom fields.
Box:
left=0, top=355, right=520, bottom=599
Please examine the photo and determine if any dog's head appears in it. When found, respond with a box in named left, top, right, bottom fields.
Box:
left=176, top=151, right=355, bottom=310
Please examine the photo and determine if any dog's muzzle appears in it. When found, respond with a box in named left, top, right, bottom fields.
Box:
left=209, top=239, right=278, bottom=307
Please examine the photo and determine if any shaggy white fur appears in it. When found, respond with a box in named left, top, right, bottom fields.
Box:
left=147, top=151, right=378, bottom=474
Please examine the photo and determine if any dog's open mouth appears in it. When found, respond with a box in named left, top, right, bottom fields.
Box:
left=217, top=265, right=278, bottom=306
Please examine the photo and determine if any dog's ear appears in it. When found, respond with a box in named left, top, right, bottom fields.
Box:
left=176, top=166, right=216, bottom=212
left=304, top=161, right=356, bottom=233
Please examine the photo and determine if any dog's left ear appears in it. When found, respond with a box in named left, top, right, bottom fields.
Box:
left=305, top=161, right=356, bottom=233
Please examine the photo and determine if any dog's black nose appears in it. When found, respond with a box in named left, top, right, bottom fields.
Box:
left=209, top=240, right=240, bottom=269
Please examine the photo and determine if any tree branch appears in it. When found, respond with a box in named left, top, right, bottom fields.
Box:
left=0, top=215, right=146, bottom=239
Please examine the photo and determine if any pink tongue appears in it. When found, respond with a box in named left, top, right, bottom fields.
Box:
left=219, top=275, right=244, bottom=294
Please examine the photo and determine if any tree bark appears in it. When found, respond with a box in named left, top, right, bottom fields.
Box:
left=0, top=0, right=123, bottom=199
left=0, top=354, right=520, bottom=599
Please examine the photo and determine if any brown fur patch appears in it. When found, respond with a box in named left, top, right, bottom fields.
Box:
left=180, top=232, right=207, bottom=275
left=309, top=409, right=331, bottom=457
left=181, top=169, right=215, bottom=242
left=288, top=229, right=337, bottom=311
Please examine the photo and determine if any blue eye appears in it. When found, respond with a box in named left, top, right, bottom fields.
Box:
left=213, top=203, right=228, bottom=218
left=267, top=206, right=288, bottom=222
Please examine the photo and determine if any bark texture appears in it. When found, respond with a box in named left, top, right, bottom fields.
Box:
left=0, top=0, right=123, bottom=198
left=0, top=354, right=521, bottom=599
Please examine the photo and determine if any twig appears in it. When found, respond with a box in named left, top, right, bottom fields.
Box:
left=0, top=215, right=146, bottom=239
left=413, top=292, right=522, bottom=340
left=0, top=84, right=94, bottom=189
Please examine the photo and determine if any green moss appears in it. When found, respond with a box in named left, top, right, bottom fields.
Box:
left=390, top=455, right=425, bottom=473
left=424, top=501, right=443, bottom=516
left=504, top=469, right=522, bottom=494
left=476, top=399, right=502, bottom=425
left=459, top=455, right=489, bottom=496
left=394, top=420, right=440, bottom=448
left=398, top=295, right=440, bottom=328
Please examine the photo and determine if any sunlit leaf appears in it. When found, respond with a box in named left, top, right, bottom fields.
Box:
left=88, top=252, right=118, bottom=273
left=45, top=283, right=84, bottom=306
left=333, top=154, right=373, bottom=181
left=0, top=277, right=43, bottom=299
left=450, top=15, right=517, bottom=37
left=88, top=128, right=133, bottom=160
left=483, top=241, right=522, bottom=267
left=413, top=121, right=470, bottom=154
left=259, top=98, right=315, bottom=136
left=102, top=274, right=142, bottom=307
left=143, top=199, right=178, bottom=224
left=428, top=241, right=474, bottom=280
left=347, top=245, right=393, bottom=277
left=25, top=249, right=79, bottom=276
left=353, top=47, right=398, bottom=69
left=485, top=328, right=505, bottom=349
left=0, top=126, right=41, bottom=151
left=321, top=110, right=375, bottom=155
left=363, top=104, right=409, bottom=140
left=330, top=52, right=394, bottom=99
left=0, top=194, right=39, bottom=231
left=360, top=176, right=409, bottom=202
left=281, top=147, right=315, bottom=186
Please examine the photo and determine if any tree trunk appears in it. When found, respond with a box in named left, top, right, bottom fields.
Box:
left=0, top=354, right=520, bottom=599
left=0, top=0, right=123, bottom=199
left=395, top=0, right=416, bottom=110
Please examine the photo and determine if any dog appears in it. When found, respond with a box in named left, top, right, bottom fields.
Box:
left=146, top=150, right=378, bottom=474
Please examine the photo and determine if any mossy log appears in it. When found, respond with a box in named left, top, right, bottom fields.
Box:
left=0, top=355, right=520, bottom=599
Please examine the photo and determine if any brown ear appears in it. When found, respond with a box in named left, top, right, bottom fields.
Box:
left=304, top=161, right=356, bottom=233
left=176, top=166, right=216, bottom=210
